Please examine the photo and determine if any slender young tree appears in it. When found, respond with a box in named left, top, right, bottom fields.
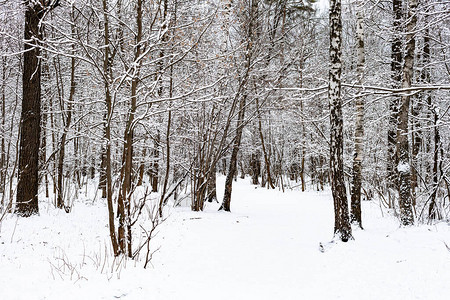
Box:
left=16, top=0, right=59, bottom=216
left=424, top=25, right=441, bottom=220
left=428, top=104, right=441, bottom=220
left=118, top=0, right=144, bottom=257
left=220, top=0, right=258, bottom=212
left=101, top=0, right=119, bottom=255
left=56, top=5, right=76, bottom=210
left=0, top=58, right=6, bottom=196
left=329, top=0, right=352, bottom=241
left=350, top=0, right=365, bottom=229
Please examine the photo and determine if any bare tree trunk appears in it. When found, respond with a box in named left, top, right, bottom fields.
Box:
left=239, top=161, right=245, bottom=179
left=412, top=25, right=429, bottom=203
left=40, top=68, right=49, bottom=199
left=159, top=110, right=172, bottom=212
left=136, top=147, right=146, bottom=186
left=220, top=0, right=258, bottom=212
left=207, top=162, right=217, bottom=202
left=39, top=50, right=52, bottom=200
left=220, top=94, right=247, bottom=212
left=350, top=0, right=365, bottom=229
left=158, top=0, right=173, bottom=207
left=3, top=74, right=21, bottom=211
left=89, top=155, right=95, bottom=180
left=122, top=0, right=143, bottom=253
left=73, top=127, right=80, bottom=188
left=57, top=11, right=76, bottom=210
left=319, top=155, right=325, bottom=191
left=102, top=0, right=119, bottom=256
left=151, top=131, right=160, bottom=192
left=411, top=98, right=422, bottom=207
left=397, top=0, right=417, bottom=226
left=300, top=154, right=305, bottom=191
left=256, top=98, right=275, bottom=189
left=0, top=58, right=6, bottom=196
left=16, top=3, right=44, bottom=216
left=49, top=85, right=57, bottom=198
left=387, top=0, right=403, bottom=188
left=299, top=96, right=306, bottom=192
left=419, top=27, right=440, bottom=220
left=99, top=148, right=107, bottom=198
left=152, top=0, right=170, bottom=195
left=329, top=0, right=352, bottom=241
left=250, top=151, right=260, bottom=185
left=428, top=106, right=440, bottom=220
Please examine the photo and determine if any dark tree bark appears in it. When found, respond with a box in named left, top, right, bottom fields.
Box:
left=329, top=0, right=352, bottom=241
left=239, top=161, right=245, bottom=179
left=40, top=58, right=49, bottom=199
left=428, top=106, right=440, bottom=220
left=397, top=0, right=417, bottom=226
left=421, top=27, right=440, bottom=220
left=159, top=111, right=172, bottom=211
left=57, top=12, right=76, bottom=210
left=411, top=25, right=429, bottom=204
left=0, top=58, right=6, bottom=196
left=220, top=94, right=247, bottom=212
left=299, top=97, right=306, bottom=192
left=136, top=147, right=146, bottom=186
left=16, top=4, right=42, bottom=216
left=49, top=73, right=57, bottom=197
left=16, top=1, right=59, bottom=216
left=411, top=98, right=422, bottom=206
left=159, top=0, right=175, bottom=215
left=220, top=0, right=258, bottom=212
left=256, top=98, right=275, bottom=189
left=207, top=163, right=217, bottom=202
left=101, top=0, right=119, bottom=256
left=90, top=156, right=95, bottom=179
left=99, top=148, right=107, bottom=198
left=387, top=0, right=403, bottom=188
left=250, top=151, right=260, bottom=185
left=151, top=131, right=160, bottom=192
left=116, top=0, right=145, bottom=256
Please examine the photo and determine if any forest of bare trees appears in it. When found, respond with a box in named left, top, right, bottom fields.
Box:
left=1, top=0, right=449, bottom=253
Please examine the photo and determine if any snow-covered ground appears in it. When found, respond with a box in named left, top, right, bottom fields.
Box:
left=1, top=176, right=449, bottom=300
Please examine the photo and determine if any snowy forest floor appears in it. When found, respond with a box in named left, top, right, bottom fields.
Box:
left=1, top=176, right=450, bottom=300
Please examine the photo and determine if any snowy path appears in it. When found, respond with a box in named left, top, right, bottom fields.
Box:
left=148, top=180, right=450, bottom=300
left=1, top=177, right=450, bottom=299
left=150, top=185, right=335, bottom=299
